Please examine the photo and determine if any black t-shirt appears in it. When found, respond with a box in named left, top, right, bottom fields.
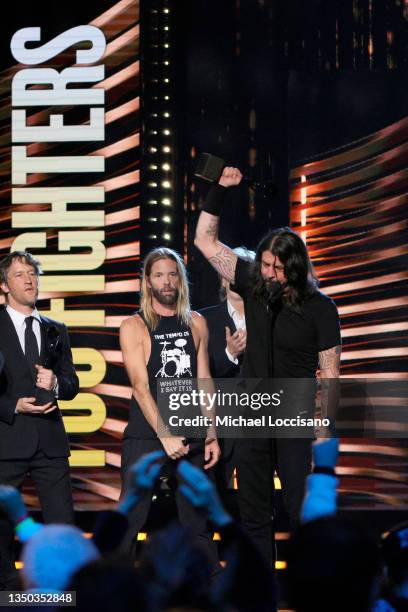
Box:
left=124, top=313, right=197, bottom=439
left=233, top=258, right=341, bottom=379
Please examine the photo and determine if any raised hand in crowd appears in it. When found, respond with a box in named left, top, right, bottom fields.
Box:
left=118, top=450, right=165, bottom=516
left=313, top=437, right=339, bottom=470
left=0, top=485, right=27, bottom=525
left=177, top=460, right=232, bottom=527
left=301, top=438, right=339, bottom=524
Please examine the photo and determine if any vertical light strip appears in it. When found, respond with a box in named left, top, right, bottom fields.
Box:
left=300, top=174, right=307, bottom=243
left=145, top=1, right=174, bottom=246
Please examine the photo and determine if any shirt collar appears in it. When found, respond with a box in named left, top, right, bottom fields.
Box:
left=6, top=305, right=41, bottom=327
left=227, top=300, right=244, bottom=321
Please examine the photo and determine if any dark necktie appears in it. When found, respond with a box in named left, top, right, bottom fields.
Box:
left=25, top=316, right=40, bottom=377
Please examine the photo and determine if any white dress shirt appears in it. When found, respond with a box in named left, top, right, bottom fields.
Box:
left=225, top=300, right=246, bottom=364
left=7, top=306, right=59, bottom=406
left=6, top=305, right=42, bottom=355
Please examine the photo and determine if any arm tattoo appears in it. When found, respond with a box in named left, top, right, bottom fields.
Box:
left=205, top=217, right=219, bottom=238
left=319, top=345, right=341, bottom=378
left=209, top=246, right=237, bottom=283
left=319, top=346, right=341, bottom=421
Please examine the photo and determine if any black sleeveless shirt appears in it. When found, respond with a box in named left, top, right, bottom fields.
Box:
left=124, top=313, right=197, bottom=439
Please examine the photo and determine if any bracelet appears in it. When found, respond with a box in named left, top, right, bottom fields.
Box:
left=15, top=516, right=42, bottom=542
left=201, top=184, right=227, bottom=216
left=15, top=513, right=29, bottom=526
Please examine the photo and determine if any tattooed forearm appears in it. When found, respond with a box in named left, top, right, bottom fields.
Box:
left=209, top=246, right=237, bottom=283
left=319, top=345, right=341, bottom=378
left=319, top=377, right=340, bottom=421
left=205, top=217, right=219, bottom=238
left=319, top=346, right=341, bottom=423
left=195, top=211, right=238, bottom=283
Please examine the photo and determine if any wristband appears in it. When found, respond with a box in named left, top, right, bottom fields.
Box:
left=201, top=184, right=227, bottom=216
left=313, top=466, right=336, bottom=476
left=15, top=516, right=42, bottom=542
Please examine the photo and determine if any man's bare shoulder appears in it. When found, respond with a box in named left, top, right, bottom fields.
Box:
left=120, top=313, right=147, bottom=337
left=191, top=311, right=208, bottom=333
left=191, top=310, right=205, bottom=322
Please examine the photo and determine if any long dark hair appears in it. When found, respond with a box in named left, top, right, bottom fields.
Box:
left=253, top=227, right=318, bottom=312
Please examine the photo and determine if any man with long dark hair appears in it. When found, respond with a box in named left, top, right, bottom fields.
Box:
left=195, top=168, right=341, bottom=564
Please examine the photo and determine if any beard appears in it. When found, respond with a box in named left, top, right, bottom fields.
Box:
left=151, top=286, right=179, bottom=306
left=260, top=278, right=285, bottom=306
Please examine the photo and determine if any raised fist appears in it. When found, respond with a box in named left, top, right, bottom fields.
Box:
left=218, top=166, right=243, bottom=188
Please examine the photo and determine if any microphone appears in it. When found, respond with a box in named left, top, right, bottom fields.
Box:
left=257, top=280, right=285, bottom=309
left=194, top=152, right=277, bottom=198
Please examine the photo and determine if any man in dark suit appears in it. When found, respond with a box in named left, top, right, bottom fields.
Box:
left=199, top=247, right=255, bottom=494
left=0, top=251, right=79, bottom=589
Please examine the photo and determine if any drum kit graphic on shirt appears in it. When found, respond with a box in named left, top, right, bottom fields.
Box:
left=156, top=338, right=192, bottom=378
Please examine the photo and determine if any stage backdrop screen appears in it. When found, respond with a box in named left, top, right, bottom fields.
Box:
left=2, top=0, right=140, bottom=510
left=289, top=71, right=408, bottom=511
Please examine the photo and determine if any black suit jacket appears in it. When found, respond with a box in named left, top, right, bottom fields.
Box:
left=0, top=308, right=79, bottom=460
left=199, top=302, right=243, bottom=467
left=199, top=301, right=241, bottom=379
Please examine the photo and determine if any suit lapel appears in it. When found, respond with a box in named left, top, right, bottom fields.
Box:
left=222, top=301, right=237, bottom=334
left=0, top=308, right=33, bottom=378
